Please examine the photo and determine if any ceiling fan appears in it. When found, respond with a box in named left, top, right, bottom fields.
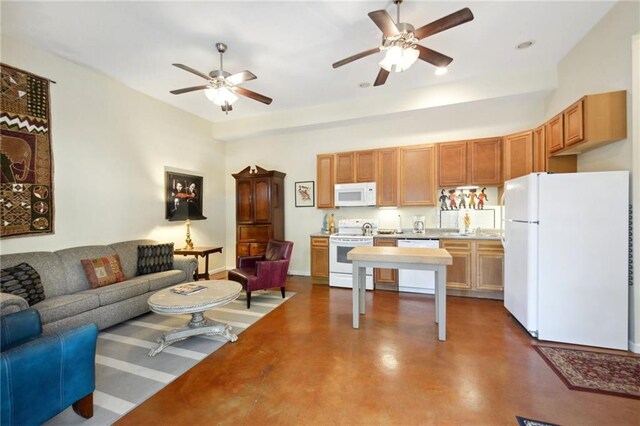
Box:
left=170, top=42, right=272, bottom=114
left=332, top=0, right=474, bottom=86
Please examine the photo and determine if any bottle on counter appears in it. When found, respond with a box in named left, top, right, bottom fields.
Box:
left=329, top=213, right=335, bottom=234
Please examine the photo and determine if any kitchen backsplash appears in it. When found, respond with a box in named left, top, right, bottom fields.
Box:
left=322, top=187, right=502, bottom=232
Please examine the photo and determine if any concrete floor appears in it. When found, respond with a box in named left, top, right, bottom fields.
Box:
left=117, top=275, right=639, bottom=425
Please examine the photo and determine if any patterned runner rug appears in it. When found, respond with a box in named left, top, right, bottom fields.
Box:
left=534, top=345, right=640, bottom=400
left=45, top=290, right=294, bottom=425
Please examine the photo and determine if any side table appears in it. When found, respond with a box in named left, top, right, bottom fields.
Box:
left=174, top=246, right=223, bottom=281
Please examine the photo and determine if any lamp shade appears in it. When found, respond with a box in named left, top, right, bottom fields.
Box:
left=379, top=46, right=419, bottom=73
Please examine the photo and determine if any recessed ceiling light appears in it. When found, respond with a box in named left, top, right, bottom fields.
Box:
left=435, top=67, right=448, bottom=76
left=359, top=82, right=371, bottom=89
left=516, top=40, right=535, bottom=50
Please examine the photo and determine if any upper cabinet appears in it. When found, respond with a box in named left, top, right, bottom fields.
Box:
left=335, top=150, right=377, bottom=184
left=437, top=141, right=467, bottom=187
left=534, top=123, right=577, bottom=175
left=469, top=138, right=502, bottom=186
left=377, top=148, right=399, bottom=207
left=335, top=152, right=354, bottom=184
left=355, top=150, right=377, bottom=182
left=503, top=131, right=533, bottom=181
left=437, top=138, right=502, bottom=187
left=547, top=90, right=627, bottom=156
left=400, top=144, right=435, bottom=206
left=316, top=154, right=335, bottom=209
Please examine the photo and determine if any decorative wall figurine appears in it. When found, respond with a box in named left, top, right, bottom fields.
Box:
left=458, top=191, right=467, bottom=209
left=477, top=187, right=488, bottom=210
left=468, top=188, right=478, bottom=209
left=439, top=189, right=449, bottom=210
left=448, top=189, right=458, bottom=210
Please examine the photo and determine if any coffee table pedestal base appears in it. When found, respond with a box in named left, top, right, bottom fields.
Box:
left=149, top=311, right=237, bottom=357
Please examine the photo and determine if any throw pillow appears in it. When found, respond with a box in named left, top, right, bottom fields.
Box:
left=81, top=255, right=125, bottom=289
left=137, top=243, right=174, bottom=276
left=0, top=262, right=46, bottom=306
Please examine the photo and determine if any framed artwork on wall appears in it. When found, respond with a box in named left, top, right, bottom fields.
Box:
left=165, top=171, right=207, bottom=221
left=295, top=181, right=314, bottom=207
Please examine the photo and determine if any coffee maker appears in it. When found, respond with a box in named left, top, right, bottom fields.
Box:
left=412, top=215, right=425, bottom=233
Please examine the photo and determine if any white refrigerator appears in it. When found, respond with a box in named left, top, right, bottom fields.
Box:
left=503, top=172, right=629, bottom=350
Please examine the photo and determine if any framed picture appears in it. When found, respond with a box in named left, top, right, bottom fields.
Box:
left=165, top=171, right=207, bottom=221
left=295, top=181, right=315, bottom=207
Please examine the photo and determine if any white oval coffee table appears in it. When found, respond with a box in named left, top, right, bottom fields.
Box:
left=147, top=280, right=242, bottom=356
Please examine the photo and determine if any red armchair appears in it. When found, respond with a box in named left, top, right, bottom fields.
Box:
left=228, top=240, right=293, bottom=308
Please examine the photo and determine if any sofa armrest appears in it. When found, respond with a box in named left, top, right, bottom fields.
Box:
left=0, top=293, right=29, bottom=316
left=237, top=255, right=263, bottom=269
left=173, top=256, right=198, bottom=282
left=0, top=308, right=43, bottom=351
left=0, top=322, right=98, bottom=425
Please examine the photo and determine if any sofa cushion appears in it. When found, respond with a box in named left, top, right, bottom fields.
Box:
left=56, top=246, right=118, bottom=294
left=137, top=243, right=174, bottom=276
left=0, top=252, right=67, bottom=298
left=147, top=270, right=187, bottom=291
left=81, top=255, right=125, bottom=288
left=79, top=277, right=150, bottom=306
left=109, top=239, right=157, bottom=279
left=33, top=293, right=100, bottom=325
left=1, top=263, right=46, bottom=306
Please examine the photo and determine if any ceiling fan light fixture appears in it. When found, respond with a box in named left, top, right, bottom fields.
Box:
left=435, top=67, right=448, bottom=76
left=205, top=86, right=238, bottom=106
left=379, top=45, right=419, bottom=73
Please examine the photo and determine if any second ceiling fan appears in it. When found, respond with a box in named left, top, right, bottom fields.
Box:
left=333, top=0, right=474, bottom=86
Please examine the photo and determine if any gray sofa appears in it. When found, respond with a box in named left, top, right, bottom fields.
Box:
left=0, top=239, right=197, bottom=333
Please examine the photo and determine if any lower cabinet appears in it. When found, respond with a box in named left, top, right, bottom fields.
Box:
left=440, top=239, right=504, bottom=299
left=310, top=236, right=329, bottom=283
left=373, top=238, right=398, bottom=290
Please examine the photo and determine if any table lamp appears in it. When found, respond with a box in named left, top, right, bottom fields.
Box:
left=168, top=200, right=206, bottom=249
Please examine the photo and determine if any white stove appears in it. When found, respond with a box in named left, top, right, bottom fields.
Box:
left=329, top=219, right=378, bottom=290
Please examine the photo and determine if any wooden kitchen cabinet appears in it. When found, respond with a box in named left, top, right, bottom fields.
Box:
left=335, top=152, right=355, bottom=184
left=377, top=147, right=399, bottom=207
left=503, top=130, right=533, bottom=181
left=469, top=137, right=502, bottom=186
left=548, top=90, right=626, bottom=156
left=233, top=166, right=285, bottom=261
left=440, top=240, right=472, bottom=290
left=441, top=239, right=504, bottom=299
left=533, top=124, right=577, bottom=174
left=310, top=236, right=329, bottom=283
left=437, top=141, right=467, bottom=187
left=400, top=144, right=436, bottom=206
left=355, top=150, right=377, bottom=182
left=373, top=238, right=398, bottom=289
left=317, top=154, right=334, bottom=209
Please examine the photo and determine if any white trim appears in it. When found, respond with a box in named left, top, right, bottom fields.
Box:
left=629, top=339, right=640, bottom=354
left=631, top=32, right=640, bottom=353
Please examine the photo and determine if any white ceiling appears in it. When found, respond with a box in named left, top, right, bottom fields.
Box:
left=1, top=1, right=617, bottom=125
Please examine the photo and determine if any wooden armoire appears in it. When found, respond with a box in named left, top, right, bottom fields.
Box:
left=232, top=166, right=286, bottom=262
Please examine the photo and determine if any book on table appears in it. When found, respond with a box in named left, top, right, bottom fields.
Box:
left=171, top=283, right=207, bottom=295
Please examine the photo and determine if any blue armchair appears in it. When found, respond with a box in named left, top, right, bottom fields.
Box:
left=0, top=309, right=98, bottom=425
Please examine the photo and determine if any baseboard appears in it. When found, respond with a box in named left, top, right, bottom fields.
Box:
left=207, top=266, right=227, bottom=275
left=288, top=270, right=309, bottom=276
left=629, top=339, right=640, bottom=354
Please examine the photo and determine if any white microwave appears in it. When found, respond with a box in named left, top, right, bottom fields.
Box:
left=334, top=182, right=376, bottom=207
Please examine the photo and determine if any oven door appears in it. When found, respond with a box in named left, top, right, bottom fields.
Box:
left=329, top=237, right=373, bottom=274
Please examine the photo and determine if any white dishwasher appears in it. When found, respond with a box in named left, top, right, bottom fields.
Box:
left=398, top=239, right=440, bottom=294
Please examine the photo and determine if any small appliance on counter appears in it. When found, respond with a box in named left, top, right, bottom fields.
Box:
left=412, top=215, right=425, bottom=233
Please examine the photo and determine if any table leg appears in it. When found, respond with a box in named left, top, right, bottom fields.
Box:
left=193, top=255, right=200, bottom=281
left=352, top=261, right=360, bottom=328
left=358, top=266, right=366, bottom=314
left=204, top=253, right=210, bottom=280
left=434, top=271, right=439, bottom=323
left=148, top=311, right=237, bottom=356
left=437, top=266, right=446, bottom=341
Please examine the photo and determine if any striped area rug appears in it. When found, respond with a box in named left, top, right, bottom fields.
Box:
left=45, top=290, right=294, bottom=425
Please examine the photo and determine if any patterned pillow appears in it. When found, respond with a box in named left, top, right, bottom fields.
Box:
left=137, top=243, right=174, bottom=276
left=0, top=262, right=46, bottom=306
left=81, top=255, right=125, bottom=288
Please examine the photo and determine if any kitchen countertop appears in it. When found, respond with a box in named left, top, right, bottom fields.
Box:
left=310, top=229, right=502, bottom=241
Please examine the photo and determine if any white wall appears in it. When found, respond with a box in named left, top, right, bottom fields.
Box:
left=545, top=1, right=639, bottom=172
left=0, top=37, right=228, bottom=274
left=224, top=94, right=544, bottom=274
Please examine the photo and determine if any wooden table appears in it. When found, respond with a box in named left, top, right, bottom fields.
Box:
left=348, top=246, right=453, bottom=341
left=174, top=246, right=223, bottom=280
left=147, top=280, right=241, bottom=356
